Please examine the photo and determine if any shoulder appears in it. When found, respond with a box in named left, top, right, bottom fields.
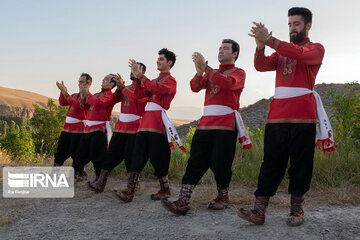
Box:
left=234, top=67, right=245, bottom=74
left=233, top=67, right=246, bottom=78
left=310, top=42, right=325, bottom=52
left=166, top=75, right=177, bottom=83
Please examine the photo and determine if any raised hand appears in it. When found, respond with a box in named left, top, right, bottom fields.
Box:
left=56, top=81, right=68, bottom=94
left=249, top=22, right=271, bottom=50
left=115, top=73, right=125, bottom=90
left=128, top=59, right=141, bottom=78
left=192, top=52, right=207, bottom=77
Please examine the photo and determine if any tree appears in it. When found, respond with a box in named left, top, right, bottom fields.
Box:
left=327, top=81, right=360, bottom=177
left=9, top=120, right=20, bottom=134
left=0, top=120, right=9, bottom=137
left=30, top=99, right=67, bottom=155
left=0, top=123, right=35, bottom=161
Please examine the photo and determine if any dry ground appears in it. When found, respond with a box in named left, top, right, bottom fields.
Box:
left=1, top=174, right=359, bottom=240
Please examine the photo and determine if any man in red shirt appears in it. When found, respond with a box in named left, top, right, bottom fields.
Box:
left=115, top=48, right=182, bottom=202
left=54, top=73, right=92, bottom=170
left=88, top=63, right=148, bottom=193
left=162, top=39, right=251, bottom=215
left=68, top=74, right=117, bottom=183
left=238, top=7, right=334, bottom=226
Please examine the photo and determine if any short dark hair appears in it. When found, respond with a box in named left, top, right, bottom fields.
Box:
left=80, top=72, right=92, bottom=85
left=137, top=62, right=146, bottom=73
left=288, top=7, right=312, bottom=24
left=158, top=48, right=176, bottom=68
left=109, top=74, right=117, bottom=89
left=222, top=39, right=240, bottom=61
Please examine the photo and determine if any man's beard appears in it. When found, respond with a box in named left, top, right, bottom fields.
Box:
left=130, top=73, right=135, bottom=80
left=290, top=27, right=306, bottom=43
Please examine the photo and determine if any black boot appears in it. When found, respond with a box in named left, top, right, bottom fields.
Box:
left=113, top=172, right=139, bottom=202
left=238, top=196, right=270, bottom=225
left=151, top=175, right=171, bottom=200
left=208, top=187, right=229, bottom=210
left=88, top=169, right=110, bottom=193
left=161, top=184, right=194, bottom=215
left=286, top=195, right=305, bottom=226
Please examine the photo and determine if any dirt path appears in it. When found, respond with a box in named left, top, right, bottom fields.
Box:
left=1, top=178, right=359, bottom=240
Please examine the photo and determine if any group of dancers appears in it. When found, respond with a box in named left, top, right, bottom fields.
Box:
left=53, top=7, right=334, bottom=226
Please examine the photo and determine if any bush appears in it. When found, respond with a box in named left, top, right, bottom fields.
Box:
left=0, top=124, right=35, bottom=161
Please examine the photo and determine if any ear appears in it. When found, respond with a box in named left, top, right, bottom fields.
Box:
left=306, top=22, right=312, bottom=31
left=167, top=60, right=173, bottom=67
left=232, top=51, right=238, bottom=61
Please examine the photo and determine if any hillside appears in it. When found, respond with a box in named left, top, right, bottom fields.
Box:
left=0, top=86, right=57, bottom=118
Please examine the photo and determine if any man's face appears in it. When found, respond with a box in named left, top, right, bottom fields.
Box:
left=288, top=15, right=308, bottom=43
left=218, top=43, right=236, bottom=64
left=78, top=76, right=89, bottom=90
left=157, top=54, right=171, bottom=71
left=102, top=74, right=114, bottom=88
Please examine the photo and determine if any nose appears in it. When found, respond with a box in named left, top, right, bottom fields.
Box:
left=290, top=25, right=296, bottom=32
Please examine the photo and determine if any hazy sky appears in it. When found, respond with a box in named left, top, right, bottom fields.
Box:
left=1, top=0, right=359, bottom=119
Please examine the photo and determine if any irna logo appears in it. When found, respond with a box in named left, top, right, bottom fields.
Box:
left=3, top=167, right=74, bottom=198
left=8, top=172, right=69, bottom=188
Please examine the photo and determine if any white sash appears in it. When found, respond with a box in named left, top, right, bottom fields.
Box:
left=65, top=116, right=85, bottom=127
left=203, top=105, right=252, bottom=149
left=146, top=102, right=186, bottom=151
left=85, top=120, right=112, bottom=144
left=274, top=87, right=334, bottom=151
left=119, top=113, right=141, bottom=123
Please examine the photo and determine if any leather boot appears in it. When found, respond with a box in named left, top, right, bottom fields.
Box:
left=88, top=169, right=109, bottom=193
left=86, top=170, right=100, bottom=186
left=238, top=196, right=270, bottom=225
left=161, top=184, right=194, bottom=215
left=286, top=195, right=305, bottom=226
left=74, top=170, right=88, bottom=182
left=208, top=187, right=229, bottom=210
left=151, top=175, right=171, bottom=200
left=113, top=172, right=139, bottom=202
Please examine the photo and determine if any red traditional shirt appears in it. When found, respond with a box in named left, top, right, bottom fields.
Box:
left=255, top=37, right=324, bottom=123
left=84, top=88, right=115, bottom=132
left=113, top=83, right=149, bottom=134
left=60, top=93, right=87, bottom=133
left=136, top=72, right=177, bottom=133
left=190, top=64, right=245, bottom=130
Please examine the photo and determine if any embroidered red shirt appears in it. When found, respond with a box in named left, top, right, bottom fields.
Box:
left=255, top=37, right=324, bottom=123
left=190, top=64, right=245, bottom=130
left=136, top=72, right=177, bottom=133
left=113, top=83, right=149, bottom=133
left=59, top=93, right=86, bottom=133
left=84, top=88, right=115, bottom=132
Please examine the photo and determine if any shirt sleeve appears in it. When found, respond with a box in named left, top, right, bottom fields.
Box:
left=63, top=93, right=83, bottom=109
left=190, top=74, right=209, bottom=92
left=254, top=48, right=278, bottom=72
left=266, top=36, right=325, bottom=65
left=138, top=74, right=176, bottom=95
left=59, top=93, right=69, bottom=106
left=210, top=68, right=245, bottom=90
left=111, top=89, right=124, bottom=103
left=86, top=91, right=114, bottom=107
